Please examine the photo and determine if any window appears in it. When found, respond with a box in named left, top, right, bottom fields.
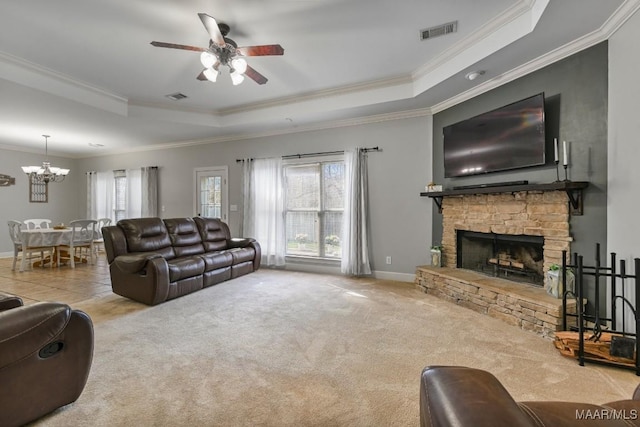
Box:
left=284, top=159, right=344, bottom=259
left=114, top=170, right=127, bottom=222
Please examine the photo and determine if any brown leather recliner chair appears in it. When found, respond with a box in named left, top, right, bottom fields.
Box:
left=420, top=365, right=640, bottom=427
left=0, top=292, right=94, bottom=427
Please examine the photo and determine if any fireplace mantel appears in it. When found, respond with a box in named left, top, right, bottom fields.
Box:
left=421, top=181, right=589, bottom=215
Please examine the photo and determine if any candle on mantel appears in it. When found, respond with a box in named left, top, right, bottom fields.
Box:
left=563, top=140, right=569, bottom=166
left=554, top=138, right=559, bottom=163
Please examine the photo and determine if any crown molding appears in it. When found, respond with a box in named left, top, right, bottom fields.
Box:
left=218, top=75, right=413, bottom=116
left=0, top=50, right=128, bottom=115
left=430, top=0, right=640, bottom=115
left=77, top=107, right=433, bottom=158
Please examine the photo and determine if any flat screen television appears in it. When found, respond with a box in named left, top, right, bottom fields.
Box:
left=443, top=93, right=546, bottom=178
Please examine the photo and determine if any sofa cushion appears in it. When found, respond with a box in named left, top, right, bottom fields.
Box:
left=194, top=217, right=231, bottom=252
left=228, top=247, right=256, bottom=265
left=118, top=218, right=175, bottom=260
left=199, top=251, right=233, bottom=271
left=167, top=256, right=205, bottom=282
left=164, top=218, right=205, bottom=257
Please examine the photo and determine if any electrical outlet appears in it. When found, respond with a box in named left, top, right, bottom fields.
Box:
left=386, top=256, right=392, bottom=265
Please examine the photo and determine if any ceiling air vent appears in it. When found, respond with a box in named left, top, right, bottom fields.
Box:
left=166, top=92, right=188, bottom=101
left=420, top=21, right=458, bottom=41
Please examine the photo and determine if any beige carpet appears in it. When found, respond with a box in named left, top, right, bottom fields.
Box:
left=32, top=269, right=639, bottom=426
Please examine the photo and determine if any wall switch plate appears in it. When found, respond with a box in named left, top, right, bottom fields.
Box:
left=230, top=204, right=238, bottom=212
left=386, top=256, right=392, bottom=264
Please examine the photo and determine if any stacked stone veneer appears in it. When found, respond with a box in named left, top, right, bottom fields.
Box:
left=415, top=266, right=575, bottom=338
left=416, top=189, right=576, bottom=338
left=441, top=190, right=572, bottom=277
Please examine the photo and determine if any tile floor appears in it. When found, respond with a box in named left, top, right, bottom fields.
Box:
left=0, top=252, right=113, bottom=305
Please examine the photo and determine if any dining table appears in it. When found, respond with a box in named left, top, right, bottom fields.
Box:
left=20, top=227, right=97, bottom=271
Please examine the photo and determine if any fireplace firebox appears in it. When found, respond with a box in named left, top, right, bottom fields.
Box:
left=457, top=231, right=544, bottom=286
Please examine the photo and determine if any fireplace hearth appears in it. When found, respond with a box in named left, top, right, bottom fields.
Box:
left=457, top=231, right=544, bottom=286
left=416, top=187, right=582, bottom=337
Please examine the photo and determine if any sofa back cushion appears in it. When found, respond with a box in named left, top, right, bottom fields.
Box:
left=194, top=217, right=231, bottom=252
left=117, top=218, right=175, bottom=259
left=164, top=218, right=205, bottom=257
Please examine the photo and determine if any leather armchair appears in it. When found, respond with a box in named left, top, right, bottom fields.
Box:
left=0, top=292, right=94, bottom=427
left=420, top=366, right=640, bottom=427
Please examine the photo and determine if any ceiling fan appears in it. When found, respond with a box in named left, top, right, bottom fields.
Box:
left=151, top=13, right=284, bottom=85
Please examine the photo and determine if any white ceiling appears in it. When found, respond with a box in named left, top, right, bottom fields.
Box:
left=0, top=0, right=637, bottom=157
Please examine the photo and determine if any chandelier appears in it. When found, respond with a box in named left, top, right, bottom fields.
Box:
left=21, top=135, right=70, bottom=183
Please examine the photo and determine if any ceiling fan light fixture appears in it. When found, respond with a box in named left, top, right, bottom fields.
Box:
left=203, top=67, right=219, bottom=82
left=200, top=51, right=216, bottom=68
left=231, top=72, right=245, bottom=86
left=231, top=58, right=247, bottom=74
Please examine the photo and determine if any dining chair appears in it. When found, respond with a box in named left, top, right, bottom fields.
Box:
left=57, top=219, right=97, bottom=268
left=23, top=219, right=53, bottom=230
left=7, top=220, right=55, bottom=271
left=93, top=217, right=112, bottom=255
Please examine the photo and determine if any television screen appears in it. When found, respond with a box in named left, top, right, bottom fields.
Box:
left=443, top=93, right=546, bottom=178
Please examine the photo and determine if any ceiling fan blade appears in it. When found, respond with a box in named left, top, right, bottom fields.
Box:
left=151, top=41, right=206, bottom=52
left=196, top=70, right=208, bottom=81
left=244, top=65, right=268, bottom=85
left=198, top=13, right=226, bottom=47
left=237, top=44, right=284, bottom=57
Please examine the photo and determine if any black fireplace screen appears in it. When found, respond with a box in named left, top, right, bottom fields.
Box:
left=457, top=231, right=544, bottom=286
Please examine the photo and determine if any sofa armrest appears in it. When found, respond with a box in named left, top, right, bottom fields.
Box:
left=0, top=303, right=74, bottom=368
left=227, top=237, right=256, bottom=248
left=113, top=253, right=164, bottom=274
left=0, top=292, right=23, bottom=312
left=227, top=238, right=261, bottom=270
left=420, top=366, right=537, bottom=427
left=0, top=302, right=93, bottom=427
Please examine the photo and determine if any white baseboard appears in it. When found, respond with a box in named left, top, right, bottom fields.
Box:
left=372, top=270, right=415, bottom=283
left=283, top=257, right=415, bottom=283
left=0, top=252, right=13, bottom=259
left=284, top=258, right=342, bottom=275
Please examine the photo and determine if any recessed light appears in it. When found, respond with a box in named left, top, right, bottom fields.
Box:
left=89, top=143, right=104, bottom=148
left=465, top=70, right=485, bottom=81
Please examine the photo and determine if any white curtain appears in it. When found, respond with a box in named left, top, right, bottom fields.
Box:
left=243, top=158, right=286, bottom=267
left=141, top=166, right=159, bottom=217
left=86, top=167, right=156, bottom=222
left=86, top=171, right=114, bottom=221
left=341, top=148, right=372, bottom=276
left=125, top=167, right=158, bottom=218
left=240, top=159, right=252, bottom=237
left=125, top=168, right=142, bottom=218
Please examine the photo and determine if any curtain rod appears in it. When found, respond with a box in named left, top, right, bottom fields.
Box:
left=236, top=146, right=380, bottom=163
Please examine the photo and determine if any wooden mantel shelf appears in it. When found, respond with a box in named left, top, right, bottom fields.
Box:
left=421, top=181, right=589, bottom=215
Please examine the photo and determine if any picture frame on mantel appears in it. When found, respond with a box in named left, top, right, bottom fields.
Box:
left=29, top=175, right=48, bottom=203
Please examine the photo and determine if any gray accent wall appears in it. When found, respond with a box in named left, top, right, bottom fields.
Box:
left=431, top=42, right=609, bottom=259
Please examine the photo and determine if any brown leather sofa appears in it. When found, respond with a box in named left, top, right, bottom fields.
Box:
left=102, top=217, right=261, bottom=305
left=420, top=366, right=640, bottom=427
left=0, top=292, right=94, bottom=427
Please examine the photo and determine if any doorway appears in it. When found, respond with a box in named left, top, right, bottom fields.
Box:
left=194, top=166, right=228, bottom=221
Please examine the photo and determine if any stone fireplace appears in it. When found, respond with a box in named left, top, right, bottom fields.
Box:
left=416, top=187, right=580, bottom=338
left=442, top=191, right=572, bottom=275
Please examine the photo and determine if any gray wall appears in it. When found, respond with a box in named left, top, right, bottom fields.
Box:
left=74, top=116, right=433, bottom=278
left=431, top=42, right=608, bottom=259
left=608, top=9, right=640, bottom=263
left=0, top=148, right=80, bottom=253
